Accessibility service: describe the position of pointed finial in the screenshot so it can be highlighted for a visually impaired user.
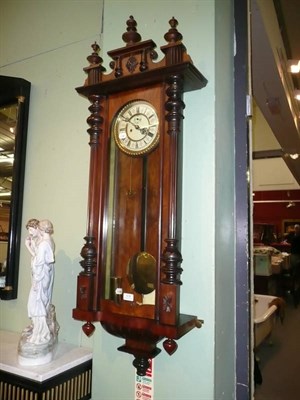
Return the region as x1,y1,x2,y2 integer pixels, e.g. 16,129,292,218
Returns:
83,41,106,84
122,16,142,46
87,42,103,66
164,17,183,43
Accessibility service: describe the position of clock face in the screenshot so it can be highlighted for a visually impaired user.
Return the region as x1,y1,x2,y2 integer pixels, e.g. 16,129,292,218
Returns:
112,100,159,156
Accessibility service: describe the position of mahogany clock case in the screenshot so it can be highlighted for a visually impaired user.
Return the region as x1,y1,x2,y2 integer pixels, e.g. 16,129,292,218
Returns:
73,16,207,374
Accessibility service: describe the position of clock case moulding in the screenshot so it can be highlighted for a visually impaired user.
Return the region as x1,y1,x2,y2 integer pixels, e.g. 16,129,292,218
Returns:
72,15,207,376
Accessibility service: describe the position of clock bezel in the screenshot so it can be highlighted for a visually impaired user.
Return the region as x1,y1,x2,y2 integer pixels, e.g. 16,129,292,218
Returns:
112,99,160,157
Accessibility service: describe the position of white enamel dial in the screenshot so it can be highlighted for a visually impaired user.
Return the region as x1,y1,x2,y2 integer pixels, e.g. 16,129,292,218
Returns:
112,100,159,156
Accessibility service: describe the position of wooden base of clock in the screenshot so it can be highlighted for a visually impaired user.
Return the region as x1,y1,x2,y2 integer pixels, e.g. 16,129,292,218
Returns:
101,313,202,376
73,306,203,375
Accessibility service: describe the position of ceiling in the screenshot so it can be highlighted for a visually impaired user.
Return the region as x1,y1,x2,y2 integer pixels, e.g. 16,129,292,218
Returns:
275,0,300,91
251,0,300,186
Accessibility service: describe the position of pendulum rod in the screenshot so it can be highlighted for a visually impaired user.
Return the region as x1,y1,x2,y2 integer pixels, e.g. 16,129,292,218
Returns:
140,156,148,252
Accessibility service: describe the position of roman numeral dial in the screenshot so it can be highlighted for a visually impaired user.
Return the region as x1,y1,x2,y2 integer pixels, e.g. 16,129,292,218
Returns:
112,100,159,156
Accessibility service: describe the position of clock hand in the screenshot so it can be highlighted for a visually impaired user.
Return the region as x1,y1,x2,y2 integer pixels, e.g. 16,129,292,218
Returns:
140,127,149,135
139,123,159,135
120,116,140,129
121,116,158,133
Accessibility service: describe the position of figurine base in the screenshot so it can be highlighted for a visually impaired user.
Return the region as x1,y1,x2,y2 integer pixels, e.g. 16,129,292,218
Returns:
18,331,58,366
18,304,60,366
18,350,53,366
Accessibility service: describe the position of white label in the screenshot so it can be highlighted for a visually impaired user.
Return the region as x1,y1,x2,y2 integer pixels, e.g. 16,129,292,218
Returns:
123,292,134,301
115,288,123,295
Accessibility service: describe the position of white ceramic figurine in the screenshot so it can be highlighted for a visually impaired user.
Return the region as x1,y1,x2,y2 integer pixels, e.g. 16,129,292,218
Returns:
18,219,59,366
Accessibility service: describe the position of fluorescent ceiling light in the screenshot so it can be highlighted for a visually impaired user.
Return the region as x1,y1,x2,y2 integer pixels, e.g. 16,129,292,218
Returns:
287,59,300,73
289,153,299,160
295,90,300,101
287,201,296,208
0,157,14,163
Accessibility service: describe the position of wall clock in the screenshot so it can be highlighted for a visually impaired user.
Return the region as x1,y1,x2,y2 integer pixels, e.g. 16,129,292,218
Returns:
73,16,207,375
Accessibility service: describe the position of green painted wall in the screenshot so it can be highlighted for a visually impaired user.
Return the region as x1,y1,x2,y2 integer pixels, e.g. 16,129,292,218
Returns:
214,1,235,398
0,1,236,399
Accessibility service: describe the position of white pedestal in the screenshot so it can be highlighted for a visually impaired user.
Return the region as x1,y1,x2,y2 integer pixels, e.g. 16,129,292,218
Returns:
0,330,93,400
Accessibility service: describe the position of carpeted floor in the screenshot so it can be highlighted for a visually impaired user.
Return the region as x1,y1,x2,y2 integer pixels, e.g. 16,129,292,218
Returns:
254,295,300,400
